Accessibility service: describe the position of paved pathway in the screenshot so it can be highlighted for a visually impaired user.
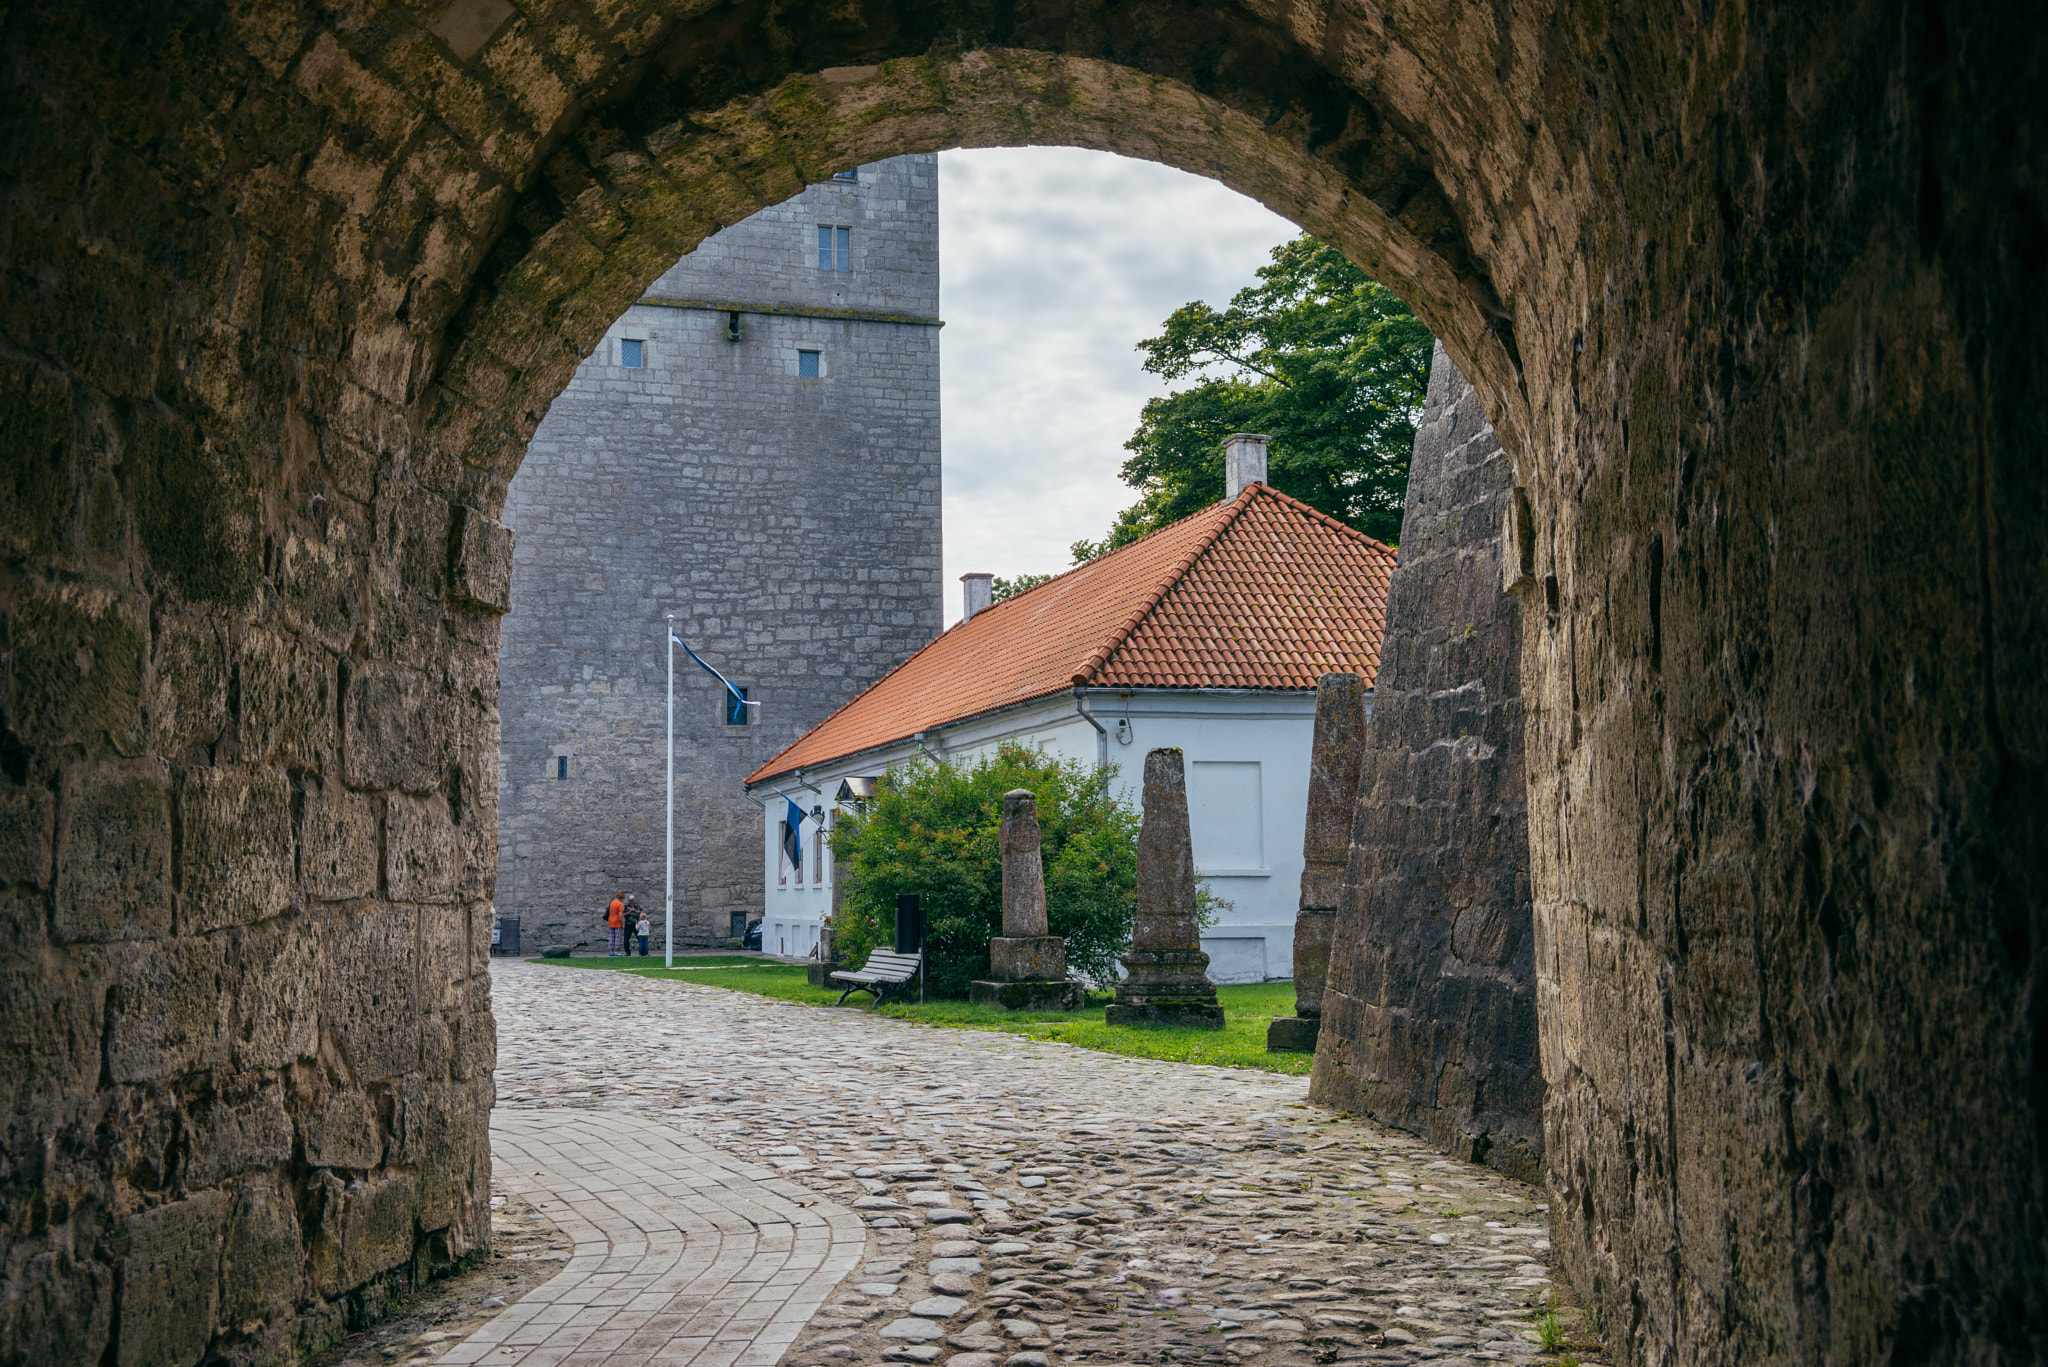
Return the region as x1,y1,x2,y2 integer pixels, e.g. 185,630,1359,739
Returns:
468,961,1588,1367
442,1111,866,1366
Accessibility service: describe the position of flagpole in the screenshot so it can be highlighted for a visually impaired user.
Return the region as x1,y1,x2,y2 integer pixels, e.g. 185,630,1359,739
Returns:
664,613,675,969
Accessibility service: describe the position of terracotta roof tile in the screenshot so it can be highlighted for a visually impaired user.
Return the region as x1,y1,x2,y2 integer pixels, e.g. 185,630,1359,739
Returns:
747,485,1396,783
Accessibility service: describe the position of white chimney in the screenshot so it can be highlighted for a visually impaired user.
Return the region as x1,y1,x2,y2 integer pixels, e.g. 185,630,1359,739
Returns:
1224,433,1271,498
961,572,993,623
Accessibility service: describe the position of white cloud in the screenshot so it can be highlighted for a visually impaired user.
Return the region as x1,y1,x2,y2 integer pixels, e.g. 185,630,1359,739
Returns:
938,147,1295,624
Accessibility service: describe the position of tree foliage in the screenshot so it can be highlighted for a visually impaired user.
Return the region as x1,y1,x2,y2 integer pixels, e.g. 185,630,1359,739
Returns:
1078,234,1432,558
829,743,1137,996
991,573,1052,602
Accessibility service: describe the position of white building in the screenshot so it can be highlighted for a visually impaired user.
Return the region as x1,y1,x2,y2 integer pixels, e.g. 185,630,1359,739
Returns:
743,441,1397,982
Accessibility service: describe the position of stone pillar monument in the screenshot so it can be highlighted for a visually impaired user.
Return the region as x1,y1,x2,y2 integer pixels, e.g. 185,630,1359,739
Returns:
1107,749,1225,1028
1268,672,1369,1051
969,789,1085,1010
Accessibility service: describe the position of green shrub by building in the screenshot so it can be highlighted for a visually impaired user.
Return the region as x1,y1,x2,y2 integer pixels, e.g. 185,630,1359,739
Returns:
830,743,1137,997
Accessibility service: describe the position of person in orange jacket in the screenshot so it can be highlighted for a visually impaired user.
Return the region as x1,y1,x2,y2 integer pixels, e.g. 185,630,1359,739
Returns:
606,894,625,956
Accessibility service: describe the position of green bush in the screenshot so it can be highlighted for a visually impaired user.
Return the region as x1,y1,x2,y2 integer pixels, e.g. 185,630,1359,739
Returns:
831,742,1138,996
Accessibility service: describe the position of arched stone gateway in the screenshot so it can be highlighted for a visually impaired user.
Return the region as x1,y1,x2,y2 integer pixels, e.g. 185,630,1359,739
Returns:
0,2,2041,1363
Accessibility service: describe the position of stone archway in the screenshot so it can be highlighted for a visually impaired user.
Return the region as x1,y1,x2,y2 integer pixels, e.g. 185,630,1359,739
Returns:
424,45,1527,492
2,3,2042,1364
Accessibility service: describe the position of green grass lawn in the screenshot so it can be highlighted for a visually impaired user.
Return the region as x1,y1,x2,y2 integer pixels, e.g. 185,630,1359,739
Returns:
537,956,1313,1075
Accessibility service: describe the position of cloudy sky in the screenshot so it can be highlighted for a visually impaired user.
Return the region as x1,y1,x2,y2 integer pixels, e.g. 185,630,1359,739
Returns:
936,148,1296,623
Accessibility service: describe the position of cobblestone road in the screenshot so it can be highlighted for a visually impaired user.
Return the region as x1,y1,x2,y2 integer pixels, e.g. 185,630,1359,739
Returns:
481,961,1580,1367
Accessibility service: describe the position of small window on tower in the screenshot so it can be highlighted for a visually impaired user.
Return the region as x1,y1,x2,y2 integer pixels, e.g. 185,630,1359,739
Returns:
556,755,568,780
726,686,751,725
833,168,859,182
621,338,644,367
797,350,821,379
816,225,850,271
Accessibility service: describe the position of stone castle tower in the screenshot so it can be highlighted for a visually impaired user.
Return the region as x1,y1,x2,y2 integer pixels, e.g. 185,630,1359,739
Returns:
497,155,942,949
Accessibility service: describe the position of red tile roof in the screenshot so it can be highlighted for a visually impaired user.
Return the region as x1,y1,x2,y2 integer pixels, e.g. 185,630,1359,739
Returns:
746,484,1396,784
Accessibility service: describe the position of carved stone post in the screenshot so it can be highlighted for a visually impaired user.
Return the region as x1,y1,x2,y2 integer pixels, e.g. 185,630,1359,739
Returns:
1269,672,1369,1051
1107,748,1225,1028
969,789,1085,1010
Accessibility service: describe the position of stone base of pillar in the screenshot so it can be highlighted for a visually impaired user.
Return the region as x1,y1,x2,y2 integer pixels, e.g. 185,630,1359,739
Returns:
1105,1000,1227,1028
969,979,1087,1011
806,959,840,988
1109,949,1224,1029
989,935,1068,981
1265,1016,1320,1052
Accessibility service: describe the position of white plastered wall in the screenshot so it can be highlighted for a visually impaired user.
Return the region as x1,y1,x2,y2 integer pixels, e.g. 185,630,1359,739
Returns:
750,686,1363,981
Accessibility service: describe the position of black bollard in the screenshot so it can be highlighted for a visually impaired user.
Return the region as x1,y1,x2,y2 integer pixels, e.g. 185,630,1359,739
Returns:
894,893,925,1005
893,893,922,954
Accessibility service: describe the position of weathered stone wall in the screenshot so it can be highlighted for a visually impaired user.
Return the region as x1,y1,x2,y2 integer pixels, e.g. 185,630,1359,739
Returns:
1310,344,1540,1183
497,155,941,951
0,207,500,1367
0,458,497,1358
3,2,2043,1363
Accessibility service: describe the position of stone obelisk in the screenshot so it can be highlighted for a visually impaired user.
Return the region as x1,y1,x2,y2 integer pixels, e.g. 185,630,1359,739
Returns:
1107,748,1225,1028
1268,672,1368,1051
969,789,1085,1011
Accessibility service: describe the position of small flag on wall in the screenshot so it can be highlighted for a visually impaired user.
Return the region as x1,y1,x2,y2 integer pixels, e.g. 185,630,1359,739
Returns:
780,797,804,881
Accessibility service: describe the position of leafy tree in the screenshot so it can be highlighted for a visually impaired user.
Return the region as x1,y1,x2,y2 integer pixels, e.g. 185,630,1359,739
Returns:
829,743,1137,996
1082,234,1433,555
991,573,1053,602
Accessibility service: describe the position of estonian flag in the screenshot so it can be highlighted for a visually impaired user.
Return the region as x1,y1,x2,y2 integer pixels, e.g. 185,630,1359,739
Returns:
780,797,804,882
673,631,753,717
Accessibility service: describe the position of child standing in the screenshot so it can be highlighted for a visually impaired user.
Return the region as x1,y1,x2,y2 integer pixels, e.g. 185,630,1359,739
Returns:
636,911,651,957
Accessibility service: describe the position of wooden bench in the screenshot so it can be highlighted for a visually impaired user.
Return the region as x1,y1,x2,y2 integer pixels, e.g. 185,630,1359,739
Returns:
832,950,922,1007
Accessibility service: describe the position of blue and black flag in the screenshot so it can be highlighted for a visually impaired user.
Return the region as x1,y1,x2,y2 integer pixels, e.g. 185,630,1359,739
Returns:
781,797,805,881
672,631,754,724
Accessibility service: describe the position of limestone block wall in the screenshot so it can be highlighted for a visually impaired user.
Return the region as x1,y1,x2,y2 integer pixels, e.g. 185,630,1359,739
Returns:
643,156,938,316
1310,344,1541,1183
0,412,499,1361
497,156,942,950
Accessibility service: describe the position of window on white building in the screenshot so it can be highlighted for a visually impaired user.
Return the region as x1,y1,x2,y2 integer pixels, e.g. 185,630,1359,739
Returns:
1189,760,1265,870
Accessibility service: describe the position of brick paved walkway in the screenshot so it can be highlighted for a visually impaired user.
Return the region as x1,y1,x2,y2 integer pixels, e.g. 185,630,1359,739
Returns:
453,961,1584,1367
440,1111,866,1366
